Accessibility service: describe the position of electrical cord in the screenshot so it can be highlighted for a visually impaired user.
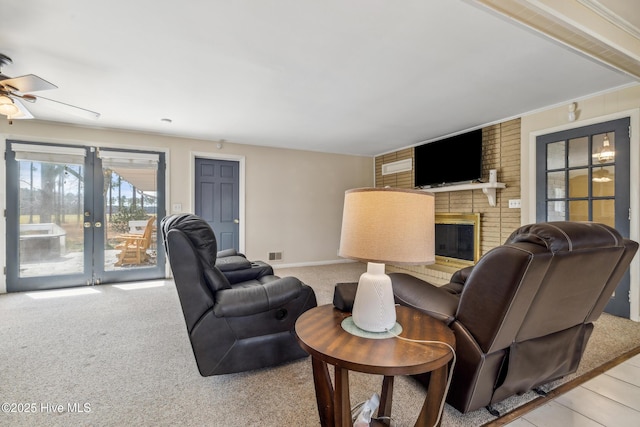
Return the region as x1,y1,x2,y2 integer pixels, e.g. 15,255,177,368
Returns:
350,400,392,425
384,326,456,427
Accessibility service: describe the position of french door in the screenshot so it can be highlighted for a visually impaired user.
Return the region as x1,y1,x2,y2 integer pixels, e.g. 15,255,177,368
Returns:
536,117,630,317
6,141,166,292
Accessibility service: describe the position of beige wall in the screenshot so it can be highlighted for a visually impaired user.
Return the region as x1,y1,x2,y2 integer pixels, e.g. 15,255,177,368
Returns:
0,120,373,293
520,83,640,320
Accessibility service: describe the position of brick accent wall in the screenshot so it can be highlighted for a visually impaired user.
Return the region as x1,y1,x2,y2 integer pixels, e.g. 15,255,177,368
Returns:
375,148,414,188
376,119,521,284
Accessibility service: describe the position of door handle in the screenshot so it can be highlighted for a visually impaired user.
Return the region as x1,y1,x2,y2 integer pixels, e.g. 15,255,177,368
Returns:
94,222,102,228
84,222,92,228
234,219,239,224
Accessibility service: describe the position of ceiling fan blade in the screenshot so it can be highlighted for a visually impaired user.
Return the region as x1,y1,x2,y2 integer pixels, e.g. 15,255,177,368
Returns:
34,95,100,120
0,74,58,92
10,97,34,119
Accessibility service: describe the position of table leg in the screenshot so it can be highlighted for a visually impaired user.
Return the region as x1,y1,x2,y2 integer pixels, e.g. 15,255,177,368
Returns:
415,364,448,427
334,366,351,427
378,375,394,425
311,356,334,427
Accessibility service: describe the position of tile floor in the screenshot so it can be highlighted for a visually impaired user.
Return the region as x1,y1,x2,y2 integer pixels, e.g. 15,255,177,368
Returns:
504,353,640,427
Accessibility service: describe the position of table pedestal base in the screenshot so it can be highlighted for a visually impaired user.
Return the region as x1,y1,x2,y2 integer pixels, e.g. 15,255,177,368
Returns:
311,357,450,427
296,305,455,427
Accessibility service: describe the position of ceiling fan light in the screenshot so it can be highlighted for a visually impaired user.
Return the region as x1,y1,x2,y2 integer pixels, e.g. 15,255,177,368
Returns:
0,97,20,116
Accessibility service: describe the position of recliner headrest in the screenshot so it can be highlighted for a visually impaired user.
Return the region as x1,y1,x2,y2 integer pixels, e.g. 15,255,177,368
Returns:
506,221,623,253
161,214,232,291
162,214,218,264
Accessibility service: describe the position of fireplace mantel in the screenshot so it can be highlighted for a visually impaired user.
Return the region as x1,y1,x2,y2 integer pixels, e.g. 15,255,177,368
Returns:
420,182,506,206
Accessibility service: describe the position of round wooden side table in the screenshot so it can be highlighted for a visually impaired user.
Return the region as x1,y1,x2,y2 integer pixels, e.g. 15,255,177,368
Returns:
295,304,455,427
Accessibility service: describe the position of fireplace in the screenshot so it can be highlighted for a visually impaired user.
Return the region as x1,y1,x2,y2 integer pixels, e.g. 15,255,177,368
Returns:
434,213,480,268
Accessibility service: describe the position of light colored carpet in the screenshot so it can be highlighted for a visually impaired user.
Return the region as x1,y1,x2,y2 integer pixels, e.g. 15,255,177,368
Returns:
0,262,638,426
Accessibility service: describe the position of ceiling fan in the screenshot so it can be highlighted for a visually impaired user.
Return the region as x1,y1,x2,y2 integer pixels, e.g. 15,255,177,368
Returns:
0,53,100,124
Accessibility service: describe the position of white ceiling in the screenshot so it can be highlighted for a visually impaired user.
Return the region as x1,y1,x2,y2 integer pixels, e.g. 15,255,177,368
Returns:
0,0,636,156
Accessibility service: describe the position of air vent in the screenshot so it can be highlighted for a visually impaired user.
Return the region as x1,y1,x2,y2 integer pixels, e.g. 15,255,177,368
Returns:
268,252,283,261
382,158,412,176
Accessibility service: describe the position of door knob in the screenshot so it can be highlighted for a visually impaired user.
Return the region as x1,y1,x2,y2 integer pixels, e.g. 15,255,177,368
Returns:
94,222,102,228
234,219,239,224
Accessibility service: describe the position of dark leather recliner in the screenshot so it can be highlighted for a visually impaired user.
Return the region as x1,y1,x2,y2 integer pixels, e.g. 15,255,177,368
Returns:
161,213,318,376
391,221,638,413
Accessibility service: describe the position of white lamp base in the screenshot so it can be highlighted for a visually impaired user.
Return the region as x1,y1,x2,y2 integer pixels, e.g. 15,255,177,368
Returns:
352,262,396,332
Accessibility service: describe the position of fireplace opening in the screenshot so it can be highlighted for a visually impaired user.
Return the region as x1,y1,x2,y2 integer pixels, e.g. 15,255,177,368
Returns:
435,213,480,268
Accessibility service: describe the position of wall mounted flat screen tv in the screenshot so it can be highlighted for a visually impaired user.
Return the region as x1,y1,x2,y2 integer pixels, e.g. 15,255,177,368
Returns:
414,129,483,187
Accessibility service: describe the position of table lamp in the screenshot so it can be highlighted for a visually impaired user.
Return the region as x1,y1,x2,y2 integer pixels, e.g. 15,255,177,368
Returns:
338,187,435,332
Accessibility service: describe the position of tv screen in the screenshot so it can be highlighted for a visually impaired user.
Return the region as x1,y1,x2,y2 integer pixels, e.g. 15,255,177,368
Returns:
414,129,483,187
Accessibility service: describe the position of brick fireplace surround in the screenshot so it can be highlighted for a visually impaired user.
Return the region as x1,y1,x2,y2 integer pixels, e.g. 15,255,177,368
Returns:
375,118,521,285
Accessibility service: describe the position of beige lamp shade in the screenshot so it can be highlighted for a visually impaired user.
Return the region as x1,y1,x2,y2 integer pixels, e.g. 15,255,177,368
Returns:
338,187,435,265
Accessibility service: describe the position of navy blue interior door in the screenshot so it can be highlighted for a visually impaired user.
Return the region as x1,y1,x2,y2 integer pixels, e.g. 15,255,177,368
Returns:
194,158,240,251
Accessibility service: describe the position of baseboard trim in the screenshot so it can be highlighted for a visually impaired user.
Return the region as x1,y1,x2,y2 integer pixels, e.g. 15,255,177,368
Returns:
271,259,357,269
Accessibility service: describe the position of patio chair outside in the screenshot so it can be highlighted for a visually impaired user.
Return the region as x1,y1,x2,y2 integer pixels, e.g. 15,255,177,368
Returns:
114,216,156,266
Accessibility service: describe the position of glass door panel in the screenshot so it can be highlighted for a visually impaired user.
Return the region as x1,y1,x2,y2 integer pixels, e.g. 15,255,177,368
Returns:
97,149,165,284
546,140,565,169
568,137,588,167
539,128,621,226
568,168,588,198
546,171,565,199
102,159,159,272
568,200,589,222
6,142,165,292
592,166,615,196
592,132,615,163
18,161,86,278
6,142,92,291
547,201,565,221
593,199,615,227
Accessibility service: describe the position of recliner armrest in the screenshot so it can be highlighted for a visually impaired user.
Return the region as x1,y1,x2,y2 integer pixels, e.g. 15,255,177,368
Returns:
215,255,252,272
217,248,243,258
223,261,274,283
213,276,302,317
451,266,473,286
441,266,474,295
390,273,459,324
